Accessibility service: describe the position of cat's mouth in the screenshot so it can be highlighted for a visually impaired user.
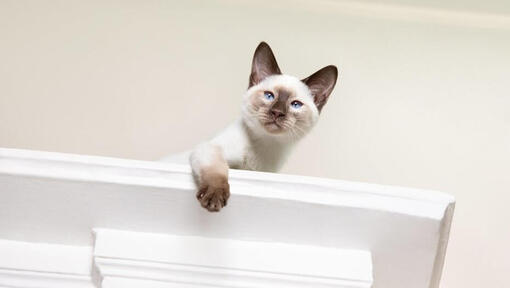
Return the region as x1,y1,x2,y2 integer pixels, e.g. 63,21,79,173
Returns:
263,121,285,133
265,121,281,127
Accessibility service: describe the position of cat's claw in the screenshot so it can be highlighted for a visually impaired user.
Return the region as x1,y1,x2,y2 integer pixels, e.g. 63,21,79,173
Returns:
197,181,230,212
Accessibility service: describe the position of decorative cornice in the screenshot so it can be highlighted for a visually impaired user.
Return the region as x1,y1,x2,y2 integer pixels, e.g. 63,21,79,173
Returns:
93,229,372,288
239,0,510,30
0,147,452,219
0,239,94,288
0,269,94,288
0,148,455,288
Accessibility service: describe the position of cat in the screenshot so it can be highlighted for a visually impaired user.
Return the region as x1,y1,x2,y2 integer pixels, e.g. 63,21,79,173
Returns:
163,42,338,212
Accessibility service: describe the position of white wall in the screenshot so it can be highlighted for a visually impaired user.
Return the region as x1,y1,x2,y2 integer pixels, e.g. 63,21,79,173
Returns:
1,1,509,287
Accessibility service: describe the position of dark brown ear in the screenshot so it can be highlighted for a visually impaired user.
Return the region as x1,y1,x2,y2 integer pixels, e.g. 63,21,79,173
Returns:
249,42,281,88
302,65,338,112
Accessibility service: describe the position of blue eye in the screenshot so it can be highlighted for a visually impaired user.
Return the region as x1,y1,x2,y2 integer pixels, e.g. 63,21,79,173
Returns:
291,100,303,109
264,91,275,101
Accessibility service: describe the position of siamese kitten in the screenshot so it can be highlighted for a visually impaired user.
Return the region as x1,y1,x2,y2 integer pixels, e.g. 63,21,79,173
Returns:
165,42,338,212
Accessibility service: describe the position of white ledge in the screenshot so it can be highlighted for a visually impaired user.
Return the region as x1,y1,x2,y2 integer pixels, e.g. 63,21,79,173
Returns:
0,148,455,288
94,229,372,288
0,239,94,288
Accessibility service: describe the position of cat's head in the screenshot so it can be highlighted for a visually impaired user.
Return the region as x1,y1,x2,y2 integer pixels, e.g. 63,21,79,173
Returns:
242,42,338,140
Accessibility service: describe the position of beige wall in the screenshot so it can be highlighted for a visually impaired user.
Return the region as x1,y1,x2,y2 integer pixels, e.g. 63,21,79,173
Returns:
1,0,509,286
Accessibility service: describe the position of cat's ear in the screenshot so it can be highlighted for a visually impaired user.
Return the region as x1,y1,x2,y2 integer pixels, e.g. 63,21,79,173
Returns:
302,65,338,112
249,42,282,88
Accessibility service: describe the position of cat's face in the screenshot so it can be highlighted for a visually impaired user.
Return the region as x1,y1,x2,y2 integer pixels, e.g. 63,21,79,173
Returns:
242,42,338,140
242,75,319,138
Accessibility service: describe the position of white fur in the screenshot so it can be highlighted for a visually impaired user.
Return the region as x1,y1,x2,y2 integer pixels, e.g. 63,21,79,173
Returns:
162,74,319,174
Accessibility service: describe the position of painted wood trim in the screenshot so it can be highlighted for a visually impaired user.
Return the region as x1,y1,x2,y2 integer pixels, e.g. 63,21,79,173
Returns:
0,239,95,288
0,148,455,288
94,229,373,288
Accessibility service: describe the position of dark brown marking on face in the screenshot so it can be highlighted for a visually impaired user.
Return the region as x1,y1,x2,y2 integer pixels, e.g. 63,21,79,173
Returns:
269,88,292,120
302,65,338,112
249,42,281,88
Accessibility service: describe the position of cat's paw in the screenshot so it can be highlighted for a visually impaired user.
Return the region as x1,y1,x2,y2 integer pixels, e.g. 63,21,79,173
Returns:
196,175,230,212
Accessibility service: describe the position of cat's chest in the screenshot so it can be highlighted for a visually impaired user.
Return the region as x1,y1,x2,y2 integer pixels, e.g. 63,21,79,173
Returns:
242,144,288,172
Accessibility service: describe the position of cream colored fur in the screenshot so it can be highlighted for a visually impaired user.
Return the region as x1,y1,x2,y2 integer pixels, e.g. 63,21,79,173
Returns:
161,42,337,212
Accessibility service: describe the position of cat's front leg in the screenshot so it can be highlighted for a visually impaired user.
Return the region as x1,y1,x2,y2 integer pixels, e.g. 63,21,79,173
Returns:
189,143,230,212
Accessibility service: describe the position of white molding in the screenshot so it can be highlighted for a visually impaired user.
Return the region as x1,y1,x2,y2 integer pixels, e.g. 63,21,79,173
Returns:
93,229,372,288
253,0,510,30
0,148,455,288
0,269,94,288
0,147,451,219
0,239,94,288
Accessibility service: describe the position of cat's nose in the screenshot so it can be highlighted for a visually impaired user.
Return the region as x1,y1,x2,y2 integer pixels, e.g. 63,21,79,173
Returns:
270,109,285,119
